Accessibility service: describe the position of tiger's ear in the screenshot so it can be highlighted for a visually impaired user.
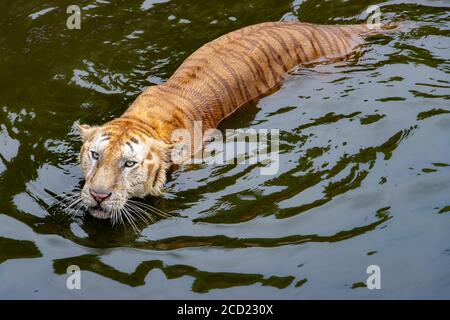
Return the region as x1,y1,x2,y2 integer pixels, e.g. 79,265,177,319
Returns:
76,123,98,141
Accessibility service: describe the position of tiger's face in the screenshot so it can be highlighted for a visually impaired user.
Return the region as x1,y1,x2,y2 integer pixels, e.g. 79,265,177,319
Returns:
77,122,170,219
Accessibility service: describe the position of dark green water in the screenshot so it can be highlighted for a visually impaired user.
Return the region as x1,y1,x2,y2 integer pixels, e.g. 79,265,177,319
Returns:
0,0,449,298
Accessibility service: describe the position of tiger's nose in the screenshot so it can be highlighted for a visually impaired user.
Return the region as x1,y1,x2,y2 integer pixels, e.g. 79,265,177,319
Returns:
89,189,112,204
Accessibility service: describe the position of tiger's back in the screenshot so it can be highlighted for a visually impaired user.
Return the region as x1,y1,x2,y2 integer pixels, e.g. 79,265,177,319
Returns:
123,21,377,143
166,22,371,128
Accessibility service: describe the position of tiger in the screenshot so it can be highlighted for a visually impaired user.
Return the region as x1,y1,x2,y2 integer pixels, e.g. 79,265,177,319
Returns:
77,21,386,220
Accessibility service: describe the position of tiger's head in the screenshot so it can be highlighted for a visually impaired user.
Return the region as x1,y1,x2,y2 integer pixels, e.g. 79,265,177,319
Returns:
77,120,171,220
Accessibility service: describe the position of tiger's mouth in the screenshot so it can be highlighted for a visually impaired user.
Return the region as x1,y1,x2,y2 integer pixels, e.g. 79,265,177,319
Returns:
89,205,111,219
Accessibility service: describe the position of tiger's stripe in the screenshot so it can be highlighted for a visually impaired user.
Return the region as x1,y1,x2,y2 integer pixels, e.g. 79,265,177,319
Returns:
121,21,378,144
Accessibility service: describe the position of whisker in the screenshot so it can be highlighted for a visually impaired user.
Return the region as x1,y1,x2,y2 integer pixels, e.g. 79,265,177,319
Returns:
117,206,125,228
64,197,83,212
125,202,154,223
126,208,140,233
41,190,82,203
120,207,139,233
71,200,86,218
50,197,84,223
110,207,119,229
125,203,154,224
130,209,151,225
127,199,172,218
113,206,122,228
47,193,81,210
130,203,157,223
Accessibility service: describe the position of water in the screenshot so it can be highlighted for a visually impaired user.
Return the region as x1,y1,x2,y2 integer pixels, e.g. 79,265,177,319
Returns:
0,0,449,299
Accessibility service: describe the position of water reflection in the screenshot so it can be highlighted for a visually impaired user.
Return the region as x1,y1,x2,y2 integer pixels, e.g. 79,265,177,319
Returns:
54,254,296,292
0,236,42,264
0,0,449,298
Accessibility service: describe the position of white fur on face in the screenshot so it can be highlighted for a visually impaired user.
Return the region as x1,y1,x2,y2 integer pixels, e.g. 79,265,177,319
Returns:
85,133,111,177
80,129,167,220
123,139,149,163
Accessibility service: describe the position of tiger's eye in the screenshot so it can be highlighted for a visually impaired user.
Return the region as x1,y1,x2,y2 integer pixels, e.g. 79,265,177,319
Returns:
91,151,99,160
125,160,137,168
